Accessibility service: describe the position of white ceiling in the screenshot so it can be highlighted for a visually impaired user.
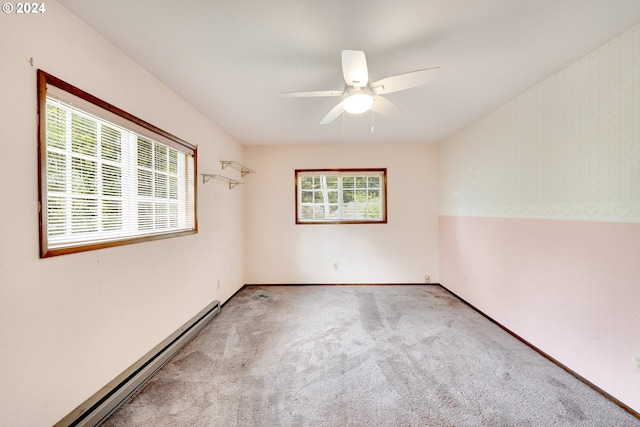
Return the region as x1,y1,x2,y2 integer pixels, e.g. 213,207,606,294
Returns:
57,0,640,146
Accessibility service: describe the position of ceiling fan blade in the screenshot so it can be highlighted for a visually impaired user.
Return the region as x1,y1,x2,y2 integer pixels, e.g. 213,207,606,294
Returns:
320,102,344,124
281,90,343,98
371,95,401,115
371,67,442,95
341,50,368,88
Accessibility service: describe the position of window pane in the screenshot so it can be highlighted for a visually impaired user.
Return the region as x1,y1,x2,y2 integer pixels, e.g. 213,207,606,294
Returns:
300,206,313,219
168,150,178,173
343,189,355,203
138,169,152,196
102,200,122,231
300,176,313,190
71,198,98,233
356,177,367,188
313,191,324,203
367,205,381,219
102,164,121,196
328,190,338,203
137,137,153,168
46,105,66,150
138,202,153,230
71,114,97,157
326,177,338,188
301,191,313,203
169,204,178,227
154,144,167,172
101,125,121,162
169,176,178,199
71,157,97,195
47,152,66,193
47,196,66,236
343,203,355,219
343,177,354,188
154,173,168,198
368,177,380,188
354,204,368,219
155,203,168,229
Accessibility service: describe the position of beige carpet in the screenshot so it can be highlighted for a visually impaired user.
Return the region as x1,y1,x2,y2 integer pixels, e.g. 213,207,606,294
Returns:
102,285,639,426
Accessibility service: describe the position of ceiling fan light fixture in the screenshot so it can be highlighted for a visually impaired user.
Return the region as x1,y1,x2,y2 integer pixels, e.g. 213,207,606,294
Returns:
343,91,374,114
281,50,441,124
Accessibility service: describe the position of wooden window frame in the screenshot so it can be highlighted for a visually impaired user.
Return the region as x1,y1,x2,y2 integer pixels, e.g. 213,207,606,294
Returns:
295,168,387,225
37,70,198,258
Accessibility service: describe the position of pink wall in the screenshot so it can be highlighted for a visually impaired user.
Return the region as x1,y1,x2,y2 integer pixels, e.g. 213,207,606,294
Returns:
438,23,640,412
439,215,640,411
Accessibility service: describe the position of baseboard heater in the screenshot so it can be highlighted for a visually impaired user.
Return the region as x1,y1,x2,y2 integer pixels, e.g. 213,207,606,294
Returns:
55,300,221,427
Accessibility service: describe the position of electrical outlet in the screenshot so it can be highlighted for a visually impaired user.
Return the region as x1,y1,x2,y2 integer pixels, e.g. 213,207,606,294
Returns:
634,353,640,374
424,275,431,283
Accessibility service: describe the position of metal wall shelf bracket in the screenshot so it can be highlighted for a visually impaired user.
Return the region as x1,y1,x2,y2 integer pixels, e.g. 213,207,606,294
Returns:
221,160,255,177
201,174,243,189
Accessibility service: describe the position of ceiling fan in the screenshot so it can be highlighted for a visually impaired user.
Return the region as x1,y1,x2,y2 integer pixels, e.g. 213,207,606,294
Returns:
281,50,441,124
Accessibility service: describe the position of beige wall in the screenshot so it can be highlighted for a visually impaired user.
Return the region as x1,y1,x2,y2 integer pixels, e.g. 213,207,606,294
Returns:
244,143,440,284
0,2,246,425
438,23,640,411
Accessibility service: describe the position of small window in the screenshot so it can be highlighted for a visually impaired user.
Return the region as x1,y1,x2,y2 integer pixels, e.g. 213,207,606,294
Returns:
295,169,387,224
37,70,197,257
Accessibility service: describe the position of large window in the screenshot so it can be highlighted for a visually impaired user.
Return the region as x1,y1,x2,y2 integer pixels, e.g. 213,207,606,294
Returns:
295,169,387,224
37,70,197,257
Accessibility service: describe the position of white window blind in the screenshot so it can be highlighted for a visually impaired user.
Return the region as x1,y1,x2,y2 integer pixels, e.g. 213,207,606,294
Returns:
38,71,197,257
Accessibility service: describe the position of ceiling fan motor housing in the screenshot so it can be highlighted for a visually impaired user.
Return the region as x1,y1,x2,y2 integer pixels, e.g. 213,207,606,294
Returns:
343,87,374,114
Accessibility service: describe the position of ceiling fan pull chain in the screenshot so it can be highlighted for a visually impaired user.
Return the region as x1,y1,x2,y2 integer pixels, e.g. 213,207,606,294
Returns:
371,109,375,133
